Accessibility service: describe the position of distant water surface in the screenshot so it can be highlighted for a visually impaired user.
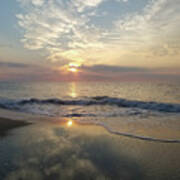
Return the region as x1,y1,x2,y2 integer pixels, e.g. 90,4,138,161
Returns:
0,81,180,103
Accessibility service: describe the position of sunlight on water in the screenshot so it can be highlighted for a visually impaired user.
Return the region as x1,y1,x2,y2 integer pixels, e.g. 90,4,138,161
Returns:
68,82,77,98
0,81,180,103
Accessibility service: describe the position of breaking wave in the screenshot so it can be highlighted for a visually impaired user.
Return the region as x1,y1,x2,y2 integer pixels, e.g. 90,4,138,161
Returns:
0,96,180,113
0,96,180,143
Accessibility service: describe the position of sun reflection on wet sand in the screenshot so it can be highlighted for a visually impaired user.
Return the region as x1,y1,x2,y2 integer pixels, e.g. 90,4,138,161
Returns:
56,118,75,128
67,120,73,127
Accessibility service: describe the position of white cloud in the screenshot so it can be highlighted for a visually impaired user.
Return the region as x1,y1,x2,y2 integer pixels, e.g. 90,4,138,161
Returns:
16,0,106,63
116,0,128,2
17,0,44,7
16,0,180,67
32,0,44,6
72,0,104,12
111,0,180,56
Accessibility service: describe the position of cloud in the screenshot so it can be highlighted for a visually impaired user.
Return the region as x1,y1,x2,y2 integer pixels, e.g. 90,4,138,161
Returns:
17,0,44,7
0,61,58,81
81,64,147,73
111,0,180,56
72,0,105,12
116,0,128,2
16,0,128,64
16,0,105,60
16,0,180,68
0,61,179,82
0,61,30,68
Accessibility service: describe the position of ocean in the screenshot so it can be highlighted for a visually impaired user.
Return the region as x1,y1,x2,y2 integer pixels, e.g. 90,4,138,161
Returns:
0,81,180,138
0,81,180,180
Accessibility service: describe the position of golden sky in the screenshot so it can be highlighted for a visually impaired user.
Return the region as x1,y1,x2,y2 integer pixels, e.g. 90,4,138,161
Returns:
0,0,180,81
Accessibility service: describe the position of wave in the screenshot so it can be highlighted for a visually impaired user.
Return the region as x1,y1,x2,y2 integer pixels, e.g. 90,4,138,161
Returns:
0,96,180,113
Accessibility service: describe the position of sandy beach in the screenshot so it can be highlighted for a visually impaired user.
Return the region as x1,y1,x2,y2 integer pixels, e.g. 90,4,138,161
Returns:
0,117,31,137
0,109,180,180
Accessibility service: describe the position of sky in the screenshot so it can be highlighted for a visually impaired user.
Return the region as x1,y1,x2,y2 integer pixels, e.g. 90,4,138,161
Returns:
0,0,180,81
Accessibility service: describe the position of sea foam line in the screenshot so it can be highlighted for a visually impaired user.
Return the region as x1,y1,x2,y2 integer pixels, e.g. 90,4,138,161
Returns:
102,124,180,143
77,120,180,144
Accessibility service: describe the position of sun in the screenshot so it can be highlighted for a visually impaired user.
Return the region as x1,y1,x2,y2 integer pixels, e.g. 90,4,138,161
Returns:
69,67,78,72
68,63,80,73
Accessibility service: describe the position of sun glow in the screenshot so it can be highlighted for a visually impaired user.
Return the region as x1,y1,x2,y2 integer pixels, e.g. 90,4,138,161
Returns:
67,120,73,127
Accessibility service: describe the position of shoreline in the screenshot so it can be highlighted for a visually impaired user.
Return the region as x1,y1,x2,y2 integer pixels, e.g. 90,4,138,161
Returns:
0,117,31,137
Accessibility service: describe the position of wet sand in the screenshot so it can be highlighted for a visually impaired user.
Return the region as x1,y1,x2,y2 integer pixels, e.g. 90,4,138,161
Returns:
0,109,180,179
0,117,31,137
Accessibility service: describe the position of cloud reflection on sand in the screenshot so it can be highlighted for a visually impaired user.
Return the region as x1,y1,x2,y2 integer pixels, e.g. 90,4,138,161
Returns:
4,123,143,180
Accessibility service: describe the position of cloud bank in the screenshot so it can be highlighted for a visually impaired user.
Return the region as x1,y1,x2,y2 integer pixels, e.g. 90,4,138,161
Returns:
1,60,179,82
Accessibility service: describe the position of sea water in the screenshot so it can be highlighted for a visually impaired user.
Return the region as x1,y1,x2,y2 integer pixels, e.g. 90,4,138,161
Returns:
0,81,180,139
0,81,180,180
